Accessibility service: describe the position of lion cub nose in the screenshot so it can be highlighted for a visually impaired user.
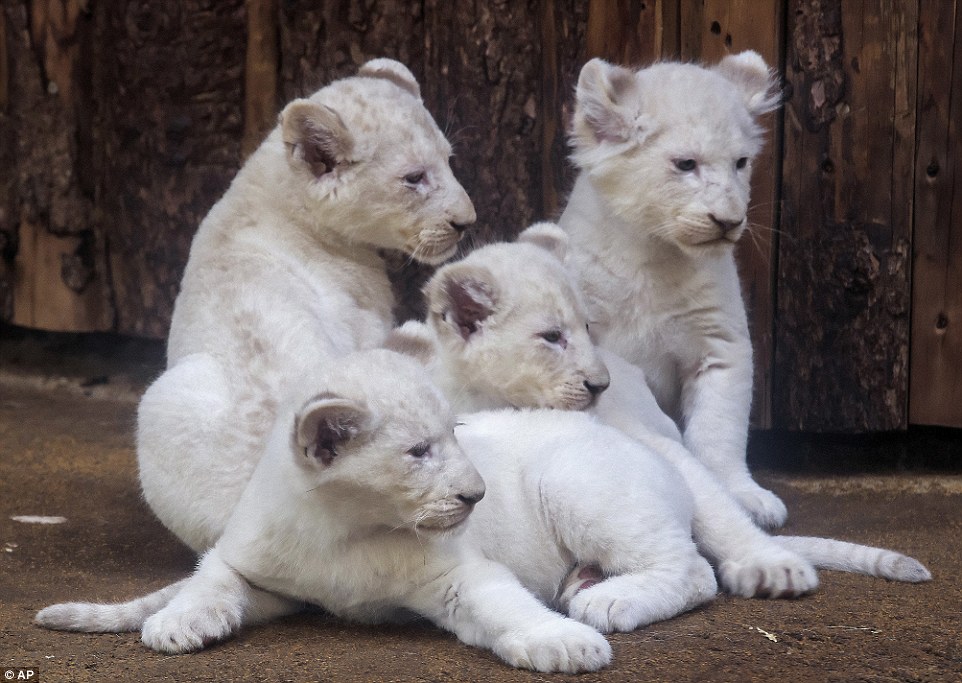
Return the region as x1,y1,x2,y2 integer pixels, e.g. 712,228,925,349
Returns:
457,490,485,507
584,379,609,397
708,213,744,235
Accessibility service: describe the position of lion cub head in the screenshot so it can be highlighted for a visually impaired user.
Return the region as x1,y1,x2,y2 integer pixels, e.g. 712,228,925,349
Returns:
393,223,610,412
278,58,475,264
290,349,484,533
570,51,780,251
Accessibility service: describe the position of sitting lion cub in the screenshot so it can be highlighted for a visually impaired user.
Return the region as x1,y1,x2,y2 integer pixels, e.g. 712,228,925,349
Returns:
37,350,612,674
559,52,789,527
389,224,930,600
137,59,476,552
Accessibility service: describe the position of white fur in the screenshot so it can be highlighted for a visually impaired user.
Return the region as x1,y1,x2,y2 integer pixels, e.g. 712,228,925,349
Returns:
137,59,476,552
559,53,787,527
38,351,612,674
457,409,718,632
389,226,929,602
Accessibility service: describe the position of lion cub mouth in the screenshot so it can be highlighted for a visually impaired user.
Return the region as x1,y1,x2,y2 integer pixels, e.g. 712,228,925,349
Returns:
414,503,475,533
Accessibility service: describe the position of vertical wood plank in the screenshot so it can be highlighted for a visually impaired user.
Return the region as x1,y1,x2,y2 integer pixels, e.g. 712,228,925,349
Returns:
422,0,544,247
775,0,917,431
94,1,247,337
677,1,784,429
539,0,589,219
585,0,679,64
910,0,962,427
277,2,425,101
2,0,110,332
243,0,279,157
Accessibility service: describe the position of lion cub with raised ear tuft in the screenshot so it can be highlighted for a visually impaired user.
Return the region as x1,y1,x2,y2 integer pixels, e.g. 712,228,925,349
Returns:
137,59,476,553
560,52,788,527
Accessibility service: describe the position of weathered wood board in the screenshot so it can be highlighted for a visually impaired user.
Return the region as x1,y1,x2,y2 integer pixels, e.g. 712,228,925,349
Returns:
775,0,917,431
910,0,962,428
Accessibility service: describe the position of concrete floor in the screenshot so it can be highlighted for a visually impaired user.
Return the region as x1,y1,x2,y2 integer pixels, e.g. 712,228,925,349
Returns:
1,332,960,682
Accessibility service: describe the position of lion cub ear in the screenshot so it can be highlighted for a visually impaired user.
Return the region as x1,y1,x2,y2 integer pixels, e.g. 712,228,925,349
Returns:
517,222,568,262
573,58,641,146
426,263,497,342
713,51,781,116
295,394,373,467
280,100,355,178
358,58,421,99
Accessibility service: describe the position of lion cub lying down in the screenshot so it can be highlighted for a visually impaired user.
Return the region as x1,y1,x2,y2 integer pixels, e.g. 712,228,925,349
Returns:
389,223,931,601
37,350,611,673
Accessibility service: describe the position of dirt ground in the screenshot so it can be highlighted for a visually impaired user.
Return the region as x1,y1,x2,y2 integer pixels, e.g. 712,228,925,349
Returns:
1,333,960,682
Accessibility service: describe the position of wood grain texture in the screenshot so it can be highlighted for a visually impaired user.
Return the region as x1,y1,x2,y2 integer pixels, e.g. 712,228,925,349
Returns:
586,0,679,64
94,1,247,337
775,0,916,431
243,0,279,157
2,0,109,331
539,0,590,219
910,0,962,427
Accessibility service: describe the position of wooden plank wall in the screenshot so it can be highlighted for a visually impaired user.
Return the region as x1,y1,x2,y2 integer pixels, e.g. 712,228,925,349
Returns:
911,0,962,427
776,1,918,431
0,1,959,430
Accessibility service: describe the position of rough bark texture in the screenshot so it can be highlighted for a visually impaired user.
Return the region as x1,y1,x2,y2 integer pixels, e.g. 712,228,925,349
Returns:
775,0,915,431
2,0,109,331
93,1,247,338
540,0,590,220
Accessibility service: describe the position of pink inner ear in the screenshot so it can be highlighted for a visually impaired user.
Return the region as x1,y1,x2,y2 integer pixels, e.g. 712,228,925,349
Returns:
446,279,493,340
302,131,338,177
313,421,339,466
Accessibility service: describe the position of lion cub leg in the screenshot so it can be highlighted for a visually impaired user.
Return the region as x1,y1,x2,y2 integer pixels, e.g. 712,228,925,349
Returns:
408,557,611,673
561,541,717,633
141,550,299,653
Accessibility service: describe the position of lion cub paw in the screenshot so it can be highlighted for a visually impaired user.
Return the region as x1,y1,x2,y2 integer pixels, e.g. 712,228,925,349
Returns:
567,583,657,633
141,599,242,654
730,482,788,529
494,618,611,673
719,548,818,599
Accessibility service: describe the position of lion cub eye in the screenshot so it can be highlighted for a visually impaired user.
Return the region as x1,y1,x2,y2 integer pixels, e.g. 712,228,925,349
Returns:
539,330,564,344
407,442,431,458
674,158,697,172
735,157,749,170
403,171,427,186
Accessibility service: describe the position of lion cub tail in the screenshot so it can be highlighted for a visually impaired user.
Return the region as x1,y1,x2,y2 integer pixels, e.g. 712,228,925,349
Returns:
35,578,188,633
776,536,931,583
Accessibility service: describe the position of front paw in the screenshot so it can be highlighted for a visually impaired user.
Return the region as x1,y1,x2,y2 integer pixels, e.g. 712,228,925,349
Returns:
719,548,818,599
568,583,655,633
731,482,788,529
141,600,241,654
494,618,611,673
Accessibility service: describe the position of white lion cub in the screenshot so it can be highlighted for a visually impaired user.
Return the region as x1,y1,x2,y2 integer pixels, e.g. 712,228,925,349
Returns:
137,59,475,552
389,224,930,600
37,350,612,674
559,52,788,527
